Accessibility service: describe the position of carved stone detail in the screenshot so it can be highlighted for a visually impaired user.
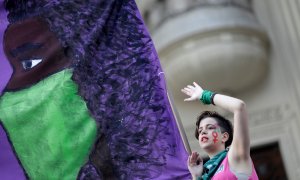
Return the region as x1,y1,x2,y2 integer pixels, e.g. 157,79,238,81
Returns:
139,0,253,29
248,103,295,127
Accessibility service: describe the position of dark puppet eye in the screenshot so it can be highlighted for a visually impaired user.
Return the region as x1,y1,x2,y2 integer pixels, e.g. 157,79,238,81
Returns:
21,58,43,70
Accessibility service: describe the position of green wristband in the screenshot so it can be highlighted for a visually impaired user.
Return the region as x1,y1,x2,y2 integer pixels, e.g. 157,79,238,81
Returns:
199,90,215,105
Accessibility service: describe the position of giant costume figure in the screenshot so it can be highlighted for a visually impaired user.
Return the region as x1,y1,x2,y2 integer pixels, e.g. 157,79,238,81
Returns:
0,0,190,179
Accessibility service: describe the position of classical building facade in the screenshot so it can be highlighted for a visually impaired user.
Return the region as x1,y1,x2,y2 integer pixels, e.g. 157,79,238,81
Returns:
137,0,300,179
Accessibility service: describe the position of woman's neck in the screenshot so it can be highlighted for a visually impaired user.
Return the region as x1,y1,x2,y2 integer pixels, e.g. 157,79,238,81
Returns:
207,147,225,158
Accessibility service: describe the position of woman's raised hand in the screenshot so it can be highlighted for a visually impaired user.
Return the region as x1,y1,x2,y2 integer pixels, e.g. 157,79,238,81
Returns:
187,152,203,178
181,82,203,101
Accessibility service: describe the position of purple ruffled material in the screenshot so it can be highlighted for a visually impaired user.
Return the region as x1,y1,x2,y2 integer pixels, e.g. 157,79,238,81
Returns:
0,0,191,179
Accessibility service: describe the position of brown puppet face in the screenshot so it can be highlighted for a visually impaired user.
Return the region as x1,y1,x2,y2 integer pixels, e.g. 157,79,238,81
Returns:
0,16,99,179
3,17,71,90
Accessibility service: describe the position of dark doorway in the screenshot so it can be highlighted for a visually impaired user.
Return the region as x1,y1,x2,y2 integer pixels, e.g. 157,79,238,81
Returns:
251,142,288,180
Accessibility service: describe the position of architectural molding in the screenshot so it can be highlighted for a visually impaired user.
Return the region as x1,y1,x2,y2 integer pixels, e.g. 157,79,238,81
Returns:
248,103,295,127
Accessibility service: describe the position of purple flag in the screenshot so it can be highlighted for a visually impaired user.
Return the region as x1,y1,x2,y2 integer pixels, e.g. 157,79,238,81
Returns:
0,0,190,179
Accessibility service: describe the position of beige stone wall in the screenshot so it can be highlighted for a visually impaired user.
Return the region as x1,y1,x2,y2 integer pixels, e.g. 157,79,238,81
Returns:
137,0,300,179
248,0,300,179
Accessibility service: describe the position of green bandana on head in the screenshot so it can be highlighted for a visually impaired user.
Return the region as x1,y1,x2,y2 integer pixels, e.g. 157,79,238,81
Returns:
0,69,97,179
198,150,228,180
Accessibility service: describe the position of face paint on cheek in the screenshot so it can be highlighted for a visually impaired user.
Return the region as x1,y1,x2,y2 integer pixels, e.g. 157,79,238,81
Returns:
212,124,222,144
212,130,218,144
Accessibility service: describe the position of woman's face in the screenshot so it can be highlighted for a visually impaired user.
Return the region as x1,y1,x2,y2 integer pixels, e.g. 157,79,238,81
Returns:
3,17,70,91
198,117,225,151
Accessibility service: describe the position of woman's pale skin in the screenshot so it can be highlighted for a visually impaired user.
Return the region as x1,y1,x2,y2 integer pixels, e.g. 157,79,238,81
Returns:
181,82,252,179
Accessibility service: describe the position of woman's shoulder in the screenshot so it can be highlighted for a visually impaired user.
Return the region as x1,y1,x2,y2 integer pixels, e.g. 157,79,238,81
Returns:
212,155,259,180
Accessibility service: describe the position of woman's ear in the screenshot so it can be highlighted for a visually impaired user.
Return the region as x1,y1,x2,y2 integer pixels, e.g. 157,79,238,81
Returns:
222,132,229,143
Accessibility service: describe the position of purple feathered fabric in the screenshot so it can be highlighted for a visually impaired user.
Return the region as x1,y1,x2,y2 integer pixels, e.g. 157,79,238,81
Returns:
0,0,191,179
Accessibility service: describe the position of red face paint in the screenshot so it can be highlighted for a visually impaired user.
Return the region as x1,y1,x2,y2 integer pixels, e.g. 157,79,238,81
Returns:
212,131,218,143
212,124,222,144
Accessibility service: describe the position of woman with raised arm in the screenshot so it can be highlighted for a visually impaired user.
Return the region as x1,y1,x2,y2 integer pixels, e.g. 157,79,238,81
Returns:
181,82,258,180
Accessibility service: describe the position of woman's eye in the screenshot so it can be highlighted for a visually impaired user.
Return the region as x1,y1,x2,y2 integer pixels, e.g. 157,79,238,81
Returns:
21,58,43,70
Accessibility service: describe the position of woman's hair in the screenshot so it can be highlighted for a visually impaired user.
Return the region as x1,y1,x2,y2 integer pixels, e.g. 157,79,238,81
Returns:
195,111,233,148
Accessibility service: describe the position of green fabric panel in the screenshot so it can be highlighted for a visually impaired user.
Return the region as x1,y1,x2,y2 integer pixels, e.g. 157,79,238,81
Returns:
0,69,97,180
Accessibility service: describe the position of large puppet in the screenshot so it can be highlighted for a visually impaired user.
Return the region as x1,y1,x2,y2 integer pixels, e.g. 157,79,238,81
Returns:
0,0,190,179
